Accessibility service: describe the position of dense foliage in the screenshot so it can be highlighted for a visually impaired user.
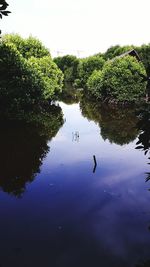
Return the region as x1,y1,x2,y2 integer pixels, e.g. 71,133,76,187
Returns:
103,44,150,77
0,34,64,111
74,55,105,88
53,44,150,104
28,56,63,99
136,44,150,76
3,34,51,58
1,32,150,106
54,55,79,82
87,56,146,102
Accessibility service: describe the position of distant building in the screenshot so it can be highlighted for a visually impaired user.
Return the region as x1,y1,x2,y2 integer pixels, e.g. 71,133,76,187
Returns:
110,49,141,62
116,49,141,62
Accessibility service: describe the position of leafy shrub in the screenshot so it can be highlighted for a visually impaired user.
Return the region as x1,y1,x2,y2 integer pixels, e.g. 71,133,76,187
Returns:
54,55,79,82
87,56,146,102
0,42,45,109
87,70,103,98
28,56,63,99
0,35,64,111
136,44,150,76
2,34,50,59
76,55,105,88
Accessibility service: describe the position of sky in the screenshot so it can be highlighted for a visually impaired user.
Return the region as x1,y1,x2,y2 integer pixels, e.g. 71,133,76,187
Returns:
1,0,150,57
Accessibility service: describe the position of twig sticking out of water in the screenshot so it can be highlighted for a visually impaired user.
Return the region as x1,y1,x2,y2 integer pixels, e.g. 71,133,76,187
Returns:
93,155,97,173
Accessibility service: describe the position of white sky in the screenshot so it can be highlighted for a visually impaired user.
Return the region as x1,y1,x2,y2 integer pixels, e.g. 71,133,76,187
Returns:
1,0,150,57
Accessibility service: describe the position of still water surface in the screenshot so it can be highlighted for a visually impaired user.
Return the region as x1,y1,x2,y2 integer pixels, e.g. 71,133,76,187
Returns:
0,101,150,267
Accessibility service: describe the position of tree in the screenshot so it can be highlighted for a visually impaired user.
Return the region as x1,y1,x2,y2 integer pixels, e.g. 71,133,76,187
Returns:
75,55,105,88
136,44,150,76
0,35,64,111
2,34,51,58
54,55,79,82
87,56,147,102
28,56,63,99
103,45,121,60
87,69,103,98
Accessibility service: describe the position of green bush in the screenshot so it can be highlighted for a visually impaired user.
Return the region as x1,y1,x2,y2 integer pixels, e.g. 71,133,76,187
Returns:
0,35,64,111
136,44,150,76
87,70,103,98
54,55,79,82
28,56,63,99
87,56,146,102
76,55,105,88
2,34,50,59
0,42,43,108
99,44,150,77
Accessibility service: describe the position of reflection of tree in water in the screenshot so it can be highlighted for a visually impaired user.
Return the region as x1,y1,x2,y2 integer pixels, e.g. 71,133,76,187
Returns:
60,83,82,105
80,97,138,145
0,105,64,197
135,104,150,182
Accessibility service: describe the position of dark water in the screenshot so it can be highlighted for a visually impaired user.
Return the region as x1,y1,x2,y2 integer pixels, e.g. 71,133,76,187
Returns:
0,100,150,267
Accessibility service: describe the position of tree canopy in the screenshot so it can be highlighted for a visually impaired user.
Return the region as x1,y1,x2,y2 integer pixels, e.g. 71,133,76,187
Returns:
3,34,51,58
0,34,64,112
74,55,105,88
87,56,146,102
54,55,80,82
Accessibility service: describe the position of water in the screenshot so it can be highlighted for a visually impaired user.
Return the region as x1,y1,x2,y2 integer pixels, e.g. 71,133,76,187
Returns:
0,100,150,267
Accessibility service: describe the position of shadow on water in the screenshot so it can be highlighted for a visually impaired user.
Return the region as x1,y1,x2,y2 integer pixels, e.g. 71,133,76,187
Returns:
0,104,64,197
80,96,139,145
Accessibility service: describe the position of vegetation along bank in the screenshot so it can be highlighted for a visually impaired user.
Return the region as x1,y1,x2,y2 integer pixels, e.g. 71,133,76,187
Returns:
1,33,150,112
54,45,150,104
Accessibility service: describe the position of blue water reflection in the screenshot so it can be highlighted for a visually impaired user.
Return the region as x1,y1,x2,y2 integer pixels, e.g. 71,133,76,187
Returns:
0,102,150,267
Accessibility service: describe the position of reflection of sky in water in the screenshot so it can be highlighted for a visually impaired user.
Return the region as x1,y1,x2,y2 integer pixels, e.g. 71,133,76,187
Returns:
0,103,150,267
